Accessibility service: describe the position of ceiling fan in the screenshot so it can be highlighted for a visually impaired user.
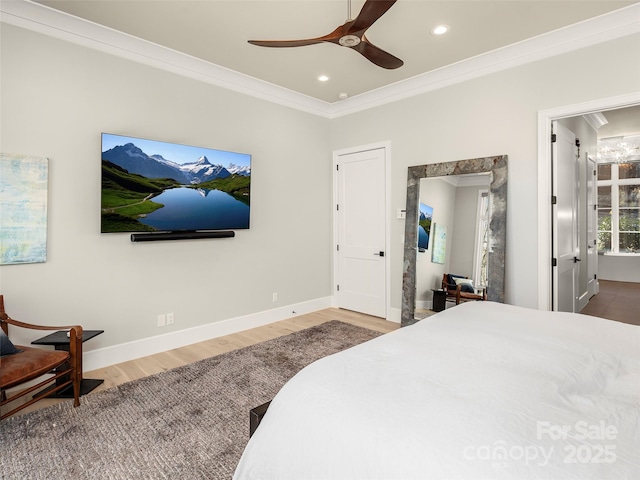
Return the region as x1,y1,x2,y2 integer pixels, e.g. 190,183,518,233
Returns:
248,0,403,70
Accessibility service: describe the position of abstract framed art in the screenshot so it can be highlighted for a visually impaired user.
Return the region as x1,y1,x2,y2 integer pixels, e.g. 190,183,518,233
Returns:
431,223,447,264
0,154,49,265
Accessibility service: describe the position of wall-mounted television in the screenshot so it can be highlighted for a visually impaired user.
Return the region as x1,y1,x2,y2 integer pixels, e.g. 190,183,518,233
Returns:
417,203,433,252
101,133,251,234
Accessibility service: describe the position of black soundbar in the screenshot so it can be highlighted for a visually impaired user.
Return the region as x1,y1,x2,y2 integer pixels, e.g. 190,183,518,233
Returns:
130,230,235,242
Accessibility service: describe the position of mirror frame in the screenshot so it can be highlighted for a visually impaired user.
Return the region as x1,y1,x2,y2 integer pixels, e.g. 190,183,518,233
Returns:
401,155,508,326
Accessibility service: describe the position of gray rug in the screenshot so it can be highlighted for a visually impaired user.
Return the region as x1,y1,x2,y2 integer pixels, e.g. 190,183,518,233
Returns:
0,320,381,479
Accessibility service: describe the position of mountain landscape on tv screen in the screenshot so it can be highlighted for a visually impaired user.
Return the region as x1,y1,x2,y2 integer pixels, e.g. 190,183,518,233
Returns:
103,142,250,183
101,141,250,233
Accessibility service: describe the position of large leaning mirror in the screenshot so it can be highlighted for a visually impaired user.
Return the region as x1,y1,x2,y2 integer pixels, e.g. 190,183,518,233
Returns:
401,155,508,326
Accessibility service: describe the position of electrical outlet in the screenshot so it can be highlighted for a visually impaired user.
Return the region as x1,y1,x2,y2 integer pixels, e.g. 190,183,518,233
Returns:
166,312,175,325
272,292,278,302
157,314,166,327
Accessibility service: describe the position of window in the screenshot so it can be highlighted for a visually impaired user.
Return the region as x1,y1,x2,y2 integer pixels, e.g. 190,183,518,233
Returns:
473,190,490,286
597,162,640,254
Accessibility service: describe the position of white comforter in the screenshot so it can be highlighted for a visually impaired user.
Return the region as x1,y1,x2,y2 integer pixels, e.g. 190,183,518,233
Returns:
233,302,640,479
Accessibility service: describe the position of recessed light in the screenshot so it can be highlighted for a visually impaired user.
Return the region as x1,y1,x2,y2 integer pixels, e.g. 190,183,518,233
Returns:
430,24,450,36
318,75,330,82
338,92,349,100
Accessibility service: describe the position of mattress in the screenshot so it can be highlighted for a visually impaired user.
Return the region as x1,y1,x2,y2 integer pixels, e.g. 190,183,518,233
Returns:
233,301,640,479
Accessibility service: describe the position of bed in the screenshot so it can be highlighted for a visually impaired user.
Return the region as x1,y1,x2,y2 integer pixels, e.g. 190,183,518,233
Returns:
233,301,640,479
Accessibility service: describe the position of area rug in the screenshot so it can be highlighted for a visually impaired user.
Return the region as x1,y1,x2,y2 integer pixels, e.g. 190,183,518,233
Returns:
0,320,381,479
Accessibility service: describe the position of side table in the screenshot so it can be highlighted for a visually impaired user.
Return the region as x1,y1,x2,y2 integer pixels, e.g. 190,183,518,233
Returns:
32,329,105,397
431,289,446,312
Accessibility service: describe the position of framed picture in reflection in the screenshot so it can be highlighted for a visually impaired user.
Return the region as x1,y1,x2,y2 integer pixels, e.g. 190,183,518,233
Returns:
431,223,447,264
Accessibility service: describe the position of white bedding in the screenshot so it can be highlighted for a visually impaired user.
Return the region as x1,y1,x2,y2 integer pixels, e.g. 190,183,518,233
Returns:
233,302,640,479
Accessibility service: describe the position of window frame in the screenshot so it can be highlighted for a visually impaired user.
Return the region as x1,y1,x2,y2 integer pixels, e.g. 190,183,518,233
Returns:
597,161,640,255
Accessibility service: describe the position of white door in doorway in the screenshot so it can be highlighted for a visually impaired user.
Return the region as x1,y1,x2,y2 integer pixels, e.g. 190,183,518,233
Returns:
586,155,599,301
335,147,387,318
553,121,580,312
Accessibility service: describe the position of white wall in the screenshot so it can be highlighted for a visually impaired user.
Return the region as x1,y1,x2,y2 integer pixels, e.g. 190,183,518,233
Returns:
330,33,640,310
0,25,332,354
449,185,486,279
599,255,640,283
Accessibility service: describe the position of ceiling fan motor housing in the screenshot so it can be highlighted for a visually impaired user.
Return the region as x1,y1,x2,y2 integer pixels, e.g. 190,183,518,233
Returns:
339,35,361,47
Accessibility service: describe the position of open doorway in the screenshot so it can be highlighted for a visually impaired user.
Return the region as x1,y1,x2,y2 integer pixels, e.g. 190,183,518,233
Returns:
537,93,640,312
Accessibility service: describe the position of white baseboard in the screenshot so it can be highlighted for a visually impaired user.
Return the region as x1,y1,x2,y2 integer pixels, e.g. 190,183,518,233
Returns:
416,300,433,311
577,291,590,313
83,296,332,372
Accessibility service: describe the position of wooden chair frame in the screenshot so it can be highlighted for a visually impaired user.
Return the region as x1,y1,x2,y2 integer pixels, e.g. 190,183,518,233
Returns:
442,274,487,305
0,295,82,420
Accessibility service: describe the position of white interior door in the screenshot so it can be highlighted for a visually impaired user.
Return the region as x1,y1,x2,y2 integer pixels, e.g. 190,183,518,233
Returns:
553,121,580,312
586,154,599,301
335,147,387,318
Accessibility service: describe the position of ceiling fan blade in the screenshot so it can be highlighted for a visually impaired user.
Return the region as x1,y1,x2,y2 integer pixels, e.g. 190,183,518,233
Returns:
352,37,403,69
248,39,325,48
348,0,398,35
248,1,404,70
249,23,349,48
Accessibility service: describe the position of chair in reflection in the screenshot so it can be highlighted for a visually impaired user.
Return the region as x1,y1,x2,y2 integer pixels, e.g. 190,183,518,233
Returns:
442,274,487,306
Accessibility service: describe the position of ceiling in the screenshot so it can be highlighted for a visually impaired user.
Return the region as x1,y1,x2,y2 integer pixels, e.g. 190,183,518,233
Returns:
32,0,636,104
599,106,640,138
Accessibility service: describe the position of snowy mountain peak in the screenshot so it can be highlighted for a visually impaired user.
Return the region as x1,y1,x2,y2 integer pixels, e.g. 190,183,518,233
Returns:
103,142,238,184
227,163,251,176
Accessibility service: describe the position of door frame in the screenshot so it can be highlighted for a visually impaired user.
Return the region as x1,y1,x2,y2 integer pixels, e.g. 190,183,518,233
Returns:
537,92,640,310
332,141,392,320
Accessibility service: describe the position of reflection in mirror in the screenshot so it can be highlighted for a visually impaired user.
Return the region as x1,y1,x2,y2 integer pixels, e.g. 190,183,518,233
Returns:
414,174,491,319
401,156,508,326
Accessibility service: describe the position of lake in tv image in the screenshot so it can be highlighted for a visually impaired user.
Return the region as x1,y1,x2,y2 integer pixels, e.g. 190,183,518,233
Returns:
101,133,251,233
418,203,433,251
139,187,249,231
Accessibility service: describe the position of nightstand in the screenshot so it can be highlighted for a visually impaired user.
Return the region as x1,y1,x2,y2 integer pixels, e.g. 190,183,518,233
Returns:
32,329,105,397
431,289,446,312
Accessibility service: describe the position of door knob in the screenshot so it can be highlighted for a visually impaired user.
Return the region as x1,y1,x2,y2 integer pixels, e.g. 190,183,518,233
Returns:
374,251,385,257
573,257,581,263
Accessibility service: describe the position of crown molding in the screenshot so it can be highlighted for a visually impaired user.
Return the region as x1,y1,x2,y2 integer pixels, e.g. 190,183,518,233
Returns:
439,173,491,187
0,0,331,117
583,112,610,130
2,0,639,119
330,2,640,118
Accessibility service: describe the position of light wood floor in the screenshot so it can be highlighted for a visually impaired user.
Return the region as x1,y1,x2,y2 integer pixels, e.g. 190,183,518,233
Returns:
5,308,399,418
